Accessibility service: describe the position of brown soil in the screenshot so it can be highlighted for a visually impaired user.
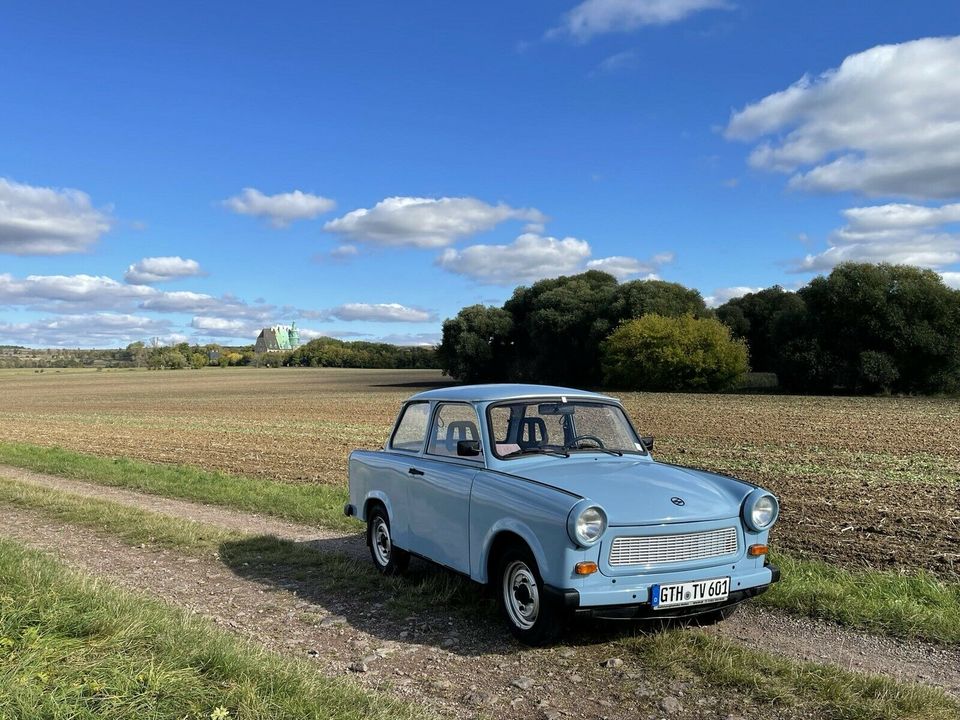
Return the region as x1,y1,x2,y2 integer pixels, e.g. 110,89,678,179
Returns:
1,467,957,719
0,369,957,579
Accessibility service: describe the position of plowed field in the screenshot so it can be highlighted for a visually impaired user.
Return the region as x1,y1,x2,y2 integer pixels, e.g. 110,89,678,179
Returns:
1,367,957,577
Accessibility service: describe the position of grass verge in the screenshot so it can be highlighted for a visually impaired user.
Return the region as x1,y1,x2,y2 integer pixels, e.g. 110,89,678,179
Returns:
0,538,423,720
761,553,960,645
0,476,490,619
1,443,959,645
0,441,357,531
619,631,958,720
1,480,957,720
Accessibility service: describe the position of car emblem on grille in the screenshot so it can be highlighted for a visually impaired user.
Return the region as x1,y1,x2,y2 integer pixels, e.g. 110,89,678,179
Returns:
671,496,685,506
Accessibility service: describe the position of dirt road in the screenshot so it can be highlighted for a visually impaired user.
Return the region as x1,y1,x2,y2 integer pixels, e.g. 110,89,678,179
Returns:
1,465,957,719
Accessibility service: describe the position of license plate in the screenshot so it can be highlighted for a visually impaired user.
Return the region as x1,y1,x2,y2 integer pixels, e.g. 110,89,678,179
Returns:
651,577,730,609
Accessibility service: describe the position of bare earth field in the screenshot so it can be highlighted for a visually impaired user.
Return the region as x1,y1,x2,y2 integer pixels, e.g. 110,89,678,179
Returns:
1,367,957,578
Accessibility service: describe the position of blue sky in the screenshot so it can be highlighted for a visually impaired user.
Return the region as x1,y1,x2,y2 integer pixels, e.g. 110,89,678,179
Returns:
2,1,959,347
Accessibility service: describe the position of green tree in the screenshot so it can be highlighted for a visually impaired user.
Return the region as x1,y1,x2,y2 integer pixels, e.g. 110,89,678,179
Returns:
601,314,749,391
716,287,805,373
504,270,620,385
437,305,514,382
190,352,208,370
286,337,438,370
125,341,148,368
610,279,709,323
784,263,960,393
148,348,187,370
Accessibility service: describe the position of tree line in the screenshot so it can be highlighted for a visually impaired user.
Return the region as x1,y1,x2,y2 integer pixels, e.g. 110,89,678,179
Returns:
2,338,437,371
437,263,960,394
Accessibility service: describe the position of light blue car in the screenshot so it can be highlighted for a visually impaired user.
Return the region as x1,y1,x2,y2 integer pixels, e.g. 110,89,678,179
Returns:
346,383,780,644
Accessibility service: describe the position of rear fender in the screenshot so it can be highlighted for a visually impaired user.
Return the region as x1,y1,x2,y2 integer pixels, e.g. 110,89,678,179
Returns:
362,491,393,524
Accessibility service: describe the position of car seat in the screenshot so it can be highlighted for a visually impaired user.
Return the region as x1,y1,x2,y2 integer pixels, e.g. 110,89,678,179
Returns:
518,417,548,449
445,420,479,454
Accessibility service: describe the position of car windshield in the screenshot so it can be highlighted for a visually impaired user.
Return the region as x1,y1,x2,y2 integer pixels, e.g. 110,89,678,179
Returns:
487,399,645,459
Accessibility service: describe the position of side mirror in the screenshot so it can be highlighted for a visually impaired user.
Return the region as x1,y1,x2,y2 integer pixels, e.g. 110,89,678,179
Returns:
457,439,481,457
640,436,654,452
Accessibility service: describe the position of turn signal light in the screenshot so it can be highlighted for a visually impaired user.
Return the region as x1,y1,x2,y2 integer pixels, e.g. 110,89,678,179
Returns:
575,561,598,575
747,544,769,557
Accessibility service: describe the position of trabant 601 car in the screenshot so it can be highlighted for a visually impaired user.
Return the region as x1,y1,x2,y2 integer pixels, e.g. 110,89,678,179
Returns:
345,384,780,644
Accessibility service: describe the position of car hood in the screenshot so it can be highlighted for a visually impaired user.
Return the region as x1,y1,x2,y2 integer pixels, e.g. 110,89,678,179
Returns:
507,456,751,526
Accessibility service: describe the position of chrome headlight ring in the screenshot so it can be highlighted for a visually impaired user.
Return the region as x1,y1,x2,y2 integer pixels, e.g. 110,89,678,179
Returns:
566,500,608,547
742,490,779,532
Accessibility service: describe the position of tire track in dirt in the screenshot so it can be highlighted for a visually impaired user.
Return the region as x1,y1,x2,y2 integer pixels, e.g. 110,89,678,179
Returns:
1,465,958,706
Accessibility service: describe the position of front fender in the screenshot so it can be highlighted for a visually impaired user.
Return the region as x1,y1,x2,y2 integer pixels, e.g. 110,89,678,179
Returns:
476,518,552,585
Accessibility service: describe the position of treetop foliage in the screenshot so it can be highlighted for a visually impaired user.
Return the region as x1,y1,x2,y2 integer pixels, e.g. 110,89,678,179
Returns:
602,314,749,391
440,271,711,387
438,263,960,394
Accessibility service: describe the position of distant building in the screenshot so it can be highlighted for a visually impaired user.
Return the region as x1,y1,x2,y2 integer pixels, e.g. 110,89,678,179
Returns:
254,322,301,353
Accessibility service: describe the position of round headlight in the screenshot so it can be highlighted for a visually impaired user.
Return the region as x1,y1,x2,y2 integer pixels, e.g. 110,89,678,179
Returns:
744,492,779,531
568,503,607,546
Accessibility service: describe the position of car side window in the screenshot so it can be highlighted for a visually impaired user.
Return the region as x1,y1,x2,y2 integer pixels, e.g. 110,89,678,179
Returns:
389,402,430,452
426,403,483,459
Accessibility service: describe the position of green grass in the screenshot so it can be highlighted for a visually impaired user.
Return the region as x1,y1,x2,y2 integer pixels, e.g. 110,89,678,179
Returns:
620,631,959,720
0,476,242,555
0,538,425,720
0,476,490,619
0,441,357,532
2,442,959,646
1,481,957,720
761,553,960,645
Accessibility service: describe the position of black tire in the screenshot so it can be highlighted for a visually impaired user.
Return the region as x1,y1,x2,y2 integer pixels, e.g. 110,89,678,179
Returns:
494,545,566,645
366,506,409,576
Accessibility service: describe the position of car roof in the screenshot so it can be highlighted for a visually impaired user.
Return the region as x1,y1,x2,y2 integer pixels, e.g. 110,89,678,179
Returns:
408,383,617,403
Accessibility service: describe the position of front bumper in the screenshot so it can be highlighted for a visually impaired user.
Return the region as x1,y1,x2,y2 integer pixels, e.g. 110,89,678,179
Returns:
546,561,780,619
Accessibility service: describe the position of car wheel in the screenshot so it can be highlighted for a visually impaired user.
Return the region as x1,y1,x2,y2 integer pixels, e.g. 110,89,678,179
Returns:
496,545,565,645
367,506,409,575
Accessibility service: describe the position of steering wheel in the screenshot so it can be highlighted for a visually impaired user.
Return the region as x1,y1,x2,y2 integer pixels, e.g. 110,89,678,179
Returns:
565,434,606,449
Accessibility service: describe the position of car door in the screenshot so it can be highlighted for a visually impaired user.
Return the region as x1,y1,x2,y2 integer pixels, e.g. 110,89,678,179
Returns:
404,402,481,574
377,400,432,550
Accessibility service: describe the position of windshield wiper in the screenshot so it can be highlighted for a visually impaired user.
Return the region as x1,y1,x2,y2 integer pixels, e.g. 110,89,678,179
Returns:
565,445,623,457
505,447,570,458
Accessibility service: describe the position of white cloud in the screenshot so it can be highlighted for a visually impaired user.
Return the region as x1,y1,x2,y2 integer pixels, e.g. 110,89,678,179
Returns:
223,188,335,227
726,36,960,199
0,313,171,347
795,202,960,272
330,244,358,259
139,291,275,321
124,256,205,284
376,332,442,347
551,0,730,41
586,254,670,280
437,234,674,286
839,203,960,232
324,196,545,248
189,316,257,338
296,328,339,342
327,303,436,323
595,49,639,74
941,272,960,289
0,177,112,255
436,232,592,285
0,273,154,312
704,285,762,308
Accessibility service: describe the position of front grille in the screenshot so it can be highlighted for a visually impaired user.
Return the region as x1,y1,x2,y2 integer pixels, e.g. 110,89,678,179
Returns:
608,527,738,567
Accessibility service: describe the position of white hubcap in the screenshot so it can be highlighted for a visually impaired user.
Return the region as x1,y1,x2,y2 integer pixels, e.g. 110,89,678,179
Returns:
503,560,540,630
372,517,391,566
